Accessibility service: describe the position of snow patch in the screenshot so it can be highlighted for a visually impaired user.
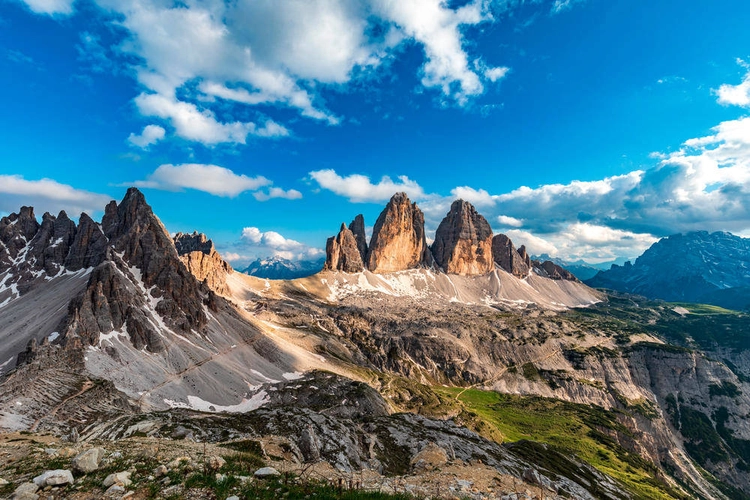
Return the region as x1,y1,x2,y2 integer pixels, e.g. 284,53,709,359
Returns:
282,371,303,380
163,390,269,413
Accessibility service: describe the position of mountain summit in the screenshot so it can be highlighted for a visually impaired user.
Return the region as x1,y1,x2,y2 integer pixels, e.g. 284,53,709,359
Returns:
586,231,750,308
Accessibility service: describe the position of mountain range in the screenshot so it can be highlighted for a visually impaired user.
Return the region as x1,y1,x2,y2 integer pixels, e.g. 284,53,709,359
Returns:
241,256,325,280
1,189,749,500
586,231,750,310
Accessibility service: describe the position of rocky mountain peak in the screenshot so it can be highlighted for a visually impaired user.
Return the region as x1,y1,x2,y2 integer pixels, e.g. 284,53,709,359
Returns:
367,192,432,273
174,231,232,295
348,214,368,263
492,234,530,278
64,213,108,271
534,260,578,281
325,223,365,273
432,200,494,275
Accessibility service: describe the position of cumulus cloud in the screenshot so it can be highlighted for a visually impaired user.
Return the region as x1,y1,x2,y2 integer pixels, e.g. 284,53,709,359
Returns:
497,215,523,227
715,59,750,108
127,124,165,148
131,164,271,197
0,175,111,216
239,226,323,261
134,93,288,145
23,0,517,145
252,187,303,202
309,169,425,203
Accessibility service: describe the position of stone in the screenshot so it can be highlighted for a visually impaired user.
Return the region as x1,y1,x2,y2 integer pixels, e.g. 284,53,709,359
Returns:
72,447,105,473
226,496,240,500
12,482,39,500
367,192,432,273
206,455,226,470
168,456,191,469
410,442,449,471
432,200,494,275
253,466,281,478
153,465,168,478
102,471,132,488
0,478,8,485
324,224,365,273
58,447,77,458
105,484,126,497
32,470,74,487
492,234,530,278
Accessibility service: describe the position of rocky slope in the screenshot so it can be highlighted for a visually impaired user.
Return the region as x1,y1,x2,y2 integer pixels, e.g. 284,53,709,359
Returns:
586,231,750,309
1,190,748,499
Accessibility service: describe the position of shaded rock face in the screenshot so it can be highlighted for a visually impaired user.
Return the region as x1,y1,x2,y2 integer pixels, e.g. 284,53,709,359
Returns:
174,231,232,295
492,234,530,278
325,224,365,273
432,200,494,275
59,188,209,352
367,193,432,273
348,214,368,263
65,213,108,271
534,260,578,281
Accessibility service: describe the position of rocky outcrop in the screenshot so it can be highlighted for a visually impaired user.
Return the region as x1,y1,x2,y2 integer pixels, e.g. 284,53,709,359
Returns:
534,260,578,281
348,215,368,263
59,188,208,352
367,193,432,273
432,200,493,275
27,211,77,276
65,213,108,271
492,234,530,278
0,207,40,270
174,231,232,295
325,224,365,273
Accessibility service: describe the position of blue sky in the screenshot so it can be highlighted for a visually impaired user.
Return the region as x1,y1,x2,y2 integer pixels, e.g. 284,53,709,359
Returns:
2,0,750,266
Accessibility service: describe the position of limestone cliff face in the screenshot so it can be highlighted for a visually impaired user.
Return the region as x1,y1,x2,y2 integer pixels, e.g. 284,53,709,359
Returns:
174,231,232,295
492,234,530,278
367,193,432,273
432,200,494,275
325,223,365,273
348,214,368,264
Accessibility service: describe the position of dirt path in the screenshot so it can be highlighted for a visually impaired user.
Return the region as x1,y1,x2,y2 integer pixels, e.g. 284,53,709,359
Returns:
30,380,95,431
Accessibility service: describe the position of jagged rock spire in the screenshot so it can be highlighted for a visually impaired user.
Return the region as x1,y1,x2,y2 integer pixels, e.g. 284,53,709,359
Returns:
492,234,530,278
367,192,432,273
432,200,494,275
325,223,365,273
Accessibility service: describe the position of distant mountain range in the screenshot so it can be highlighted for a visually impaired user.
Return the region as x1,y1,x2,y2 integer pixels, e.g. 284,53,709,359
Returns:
240,256,325,280
585,231,750,310
532,254,629,281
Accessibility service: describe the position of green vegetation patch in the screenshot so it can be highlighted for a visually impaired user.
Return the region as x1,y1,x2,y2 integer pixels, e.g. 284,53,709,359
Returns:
435,387,688,500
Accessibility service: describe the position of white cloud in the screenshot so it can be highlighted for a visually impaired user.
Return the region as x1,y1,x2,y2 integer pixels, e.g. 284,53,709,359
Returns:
127,124,165,148
252,187,303,202
0,175,111,216
309,169,425,203
134,93,288,145
23,0,516,146
222,251,248,262
450,186,497,207
497,215,523,227
131,164,271,197
715,59,750,108
239,226,323,261
550,0,586,14
21,0,74,15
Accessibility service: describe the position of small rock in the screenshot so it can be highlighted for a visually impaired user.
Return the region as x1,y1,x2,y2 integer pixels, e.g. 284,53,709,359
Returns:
57,447,76,458
43,448,58,456
237,475,251,484
153,465,168,478
0,477,9,485
226,496,240,500
33,470,74,488
72,448,105,473
105,484,125,497
162,485,180,496
12,482,39,500
253,467,280,479
167,456,191,469
206,455,226,470
102,472,131,488
215,473,226,482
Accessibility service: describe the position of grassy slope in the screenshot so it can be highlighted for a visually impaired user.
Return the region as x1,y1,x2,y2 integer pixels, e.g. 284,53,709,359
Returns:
434,387,687,500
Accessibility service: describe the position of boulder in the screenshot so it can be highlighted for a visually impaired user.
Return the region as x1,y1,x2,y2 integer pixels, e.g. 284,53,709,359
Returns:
253,467,281,479
367,192,432,272
206,455,226,470
11,482,39,500
102,471,132,488
432,200,494,275
72,447,105,473
32,469,74,487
